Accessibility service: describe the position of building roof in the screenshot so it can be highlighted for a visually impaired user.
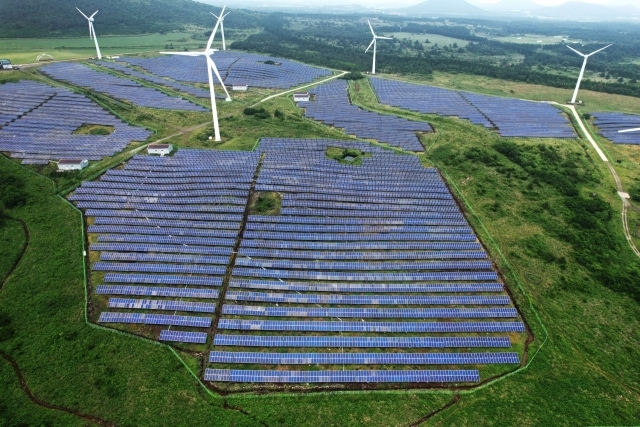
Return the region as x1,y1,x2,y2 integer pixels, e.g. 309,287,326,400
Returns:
294,92,310,96
148,144,171,149
58,159,86,165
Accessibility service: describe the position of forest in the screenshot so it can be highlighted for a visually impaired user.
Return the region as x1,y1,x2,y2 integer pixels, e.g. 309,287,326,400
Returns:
233,14,640,98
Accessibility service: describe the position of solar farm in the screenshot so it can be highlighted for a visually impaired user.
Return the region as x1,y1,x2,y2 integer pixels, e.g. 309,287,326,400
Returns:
68,138,527,388
0,80,152,163
592,112,640,144
298,80,431,151
371,78,576,139
41,62,208,111
117,52,333,89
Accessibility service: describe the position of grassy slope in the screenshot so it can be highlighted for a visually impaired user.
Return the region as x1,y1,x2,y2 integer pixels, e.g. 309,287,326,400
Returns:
0,219,26,282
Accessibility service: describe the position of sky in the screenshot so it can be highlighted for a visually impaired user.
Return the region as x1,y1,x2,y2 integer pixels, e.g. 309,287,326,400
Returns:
472,0,640,4
228,0,640,7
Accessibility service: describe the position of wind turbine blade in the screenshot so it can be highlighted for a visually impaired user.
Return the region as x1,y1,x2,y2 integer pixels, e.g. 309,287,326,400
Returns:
377,36,393,40
365,38,375,53
89,22,94,40
223,11,231,18
208,56,231,100
211,12,220,19
368,20,376,37
90,10,98,18
566,45,586,57
588,44,613,56
76,7,89,20
159,51,203,56
206,6,225,51
618,127,640,133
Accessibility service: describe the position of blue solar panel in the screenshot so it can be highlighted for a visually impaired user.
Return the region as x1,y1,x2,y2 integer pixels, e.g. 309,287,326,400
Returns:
222,305,516,318
98,312,211,327
160,330,208,344
204,369,480,383
218,319,525,333
209,351,520,365
108,298,216,313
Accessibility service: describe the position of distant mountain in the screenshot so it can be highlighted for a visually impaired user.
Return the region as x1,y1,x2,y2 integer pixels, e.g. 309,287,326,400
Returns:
531,2,640,19
481,0,541,12
0,0,258,38
401,0,489,16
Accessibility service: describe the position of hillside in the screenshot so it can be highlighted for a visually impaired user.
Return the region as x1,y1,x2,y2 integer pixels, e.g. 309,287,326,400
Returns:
0,0,258,38
402,0,490,16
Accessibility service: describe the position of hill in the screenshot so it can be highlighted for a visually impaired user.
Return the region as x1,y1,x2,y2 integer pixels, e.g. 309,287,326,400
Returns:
0,0,258,38
532,1,640,19
401,0,489,16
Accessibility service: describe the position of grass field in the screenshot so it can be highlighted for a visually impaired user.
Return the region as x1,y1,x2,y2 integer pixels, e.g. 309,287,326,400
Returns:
0,32,252,64
0,63,639,425
480,34,575,45
389,32,470,48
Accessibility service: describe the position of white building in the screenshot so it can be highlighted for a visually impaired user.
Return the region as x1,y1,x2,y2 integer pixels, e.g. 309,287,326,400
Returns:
293,92,310,102
57,159,88,171
147,143,173,156
232,84,248,91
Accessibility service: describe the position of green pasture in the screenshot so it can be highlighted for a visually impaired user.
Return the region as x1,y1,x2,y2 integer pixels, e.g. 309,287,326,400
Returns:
0,32,248,64
481,34,578,45
390,32,469,48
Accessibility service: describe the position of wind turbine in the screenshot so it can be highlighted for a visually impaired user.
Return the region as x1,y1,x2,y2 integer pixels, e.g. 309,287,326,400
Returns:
76,8,102,59
160,9,231,142
566,44,612,104
618,127,640,134
365,21,392,75
210,7,231,51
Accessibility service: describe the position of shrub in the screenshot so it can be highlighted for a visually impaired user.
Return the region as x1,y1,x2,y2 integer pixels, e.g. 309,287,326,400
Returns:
340,71,364,81
243,107,271,119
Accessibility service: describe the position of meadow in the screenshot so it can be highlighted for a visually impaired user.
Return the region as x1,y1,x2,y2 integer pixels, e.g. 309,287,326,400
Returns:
0,61,638,425
0,31,256,64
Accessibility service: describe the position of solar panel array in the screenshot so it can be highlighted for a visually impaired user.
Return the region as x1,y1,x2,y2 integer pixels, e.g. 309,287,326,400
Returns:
0,80,152,162
73,149,260,344
371,78,575,139
40,62,207,111
298,80,430,151
95,61,220,99
118,52,332,89
592,112,640,145
75,138,525,383
206,138,524,384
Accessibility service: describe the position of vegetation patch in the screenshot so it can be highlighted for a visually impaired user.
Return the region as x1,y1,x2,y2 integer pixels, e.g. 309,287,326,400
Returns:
251,191,282,216
72,123,115,135
326,146,371,165
340,71,365,81
243,107,271,119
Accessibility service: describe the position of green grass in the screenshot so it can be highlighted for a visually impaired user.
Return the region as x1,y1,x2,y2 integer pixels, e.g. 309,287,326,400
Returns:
0,219,26,283
0,32,258,64
251,192,282,216
481,34,571,45
389,32,469,48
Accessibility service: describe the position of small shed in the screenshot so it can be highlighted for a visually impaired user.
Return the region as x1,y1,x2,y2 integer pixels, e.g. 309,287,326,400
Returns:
232,84,248,91
58,159,88,171
147,143,173,156
293,92,310,102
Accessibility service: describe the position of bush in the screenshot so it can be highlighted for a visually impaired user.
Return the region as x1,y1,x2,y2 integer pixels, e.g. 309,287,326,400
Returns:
629,187,640,202
582,113,591,120
340,71,364,81
274,109,285,119
243,107,270,119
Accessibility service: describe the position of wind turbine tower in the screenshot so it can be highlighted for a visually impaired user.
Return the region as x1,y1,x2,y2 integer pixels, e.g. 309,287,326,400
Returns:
160,8,231,142
76,8,102,60
365,21,392,75
211,7,231,51
566,44,612,104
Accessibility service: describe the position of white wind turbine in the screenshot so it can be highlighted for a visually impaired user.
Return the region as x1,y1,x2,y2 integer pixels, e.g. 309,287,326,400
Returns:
160,8,232,142
365,21,392,75
210,7,231,51
76,8,102,59
618,127,640,134
566,44,612,104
